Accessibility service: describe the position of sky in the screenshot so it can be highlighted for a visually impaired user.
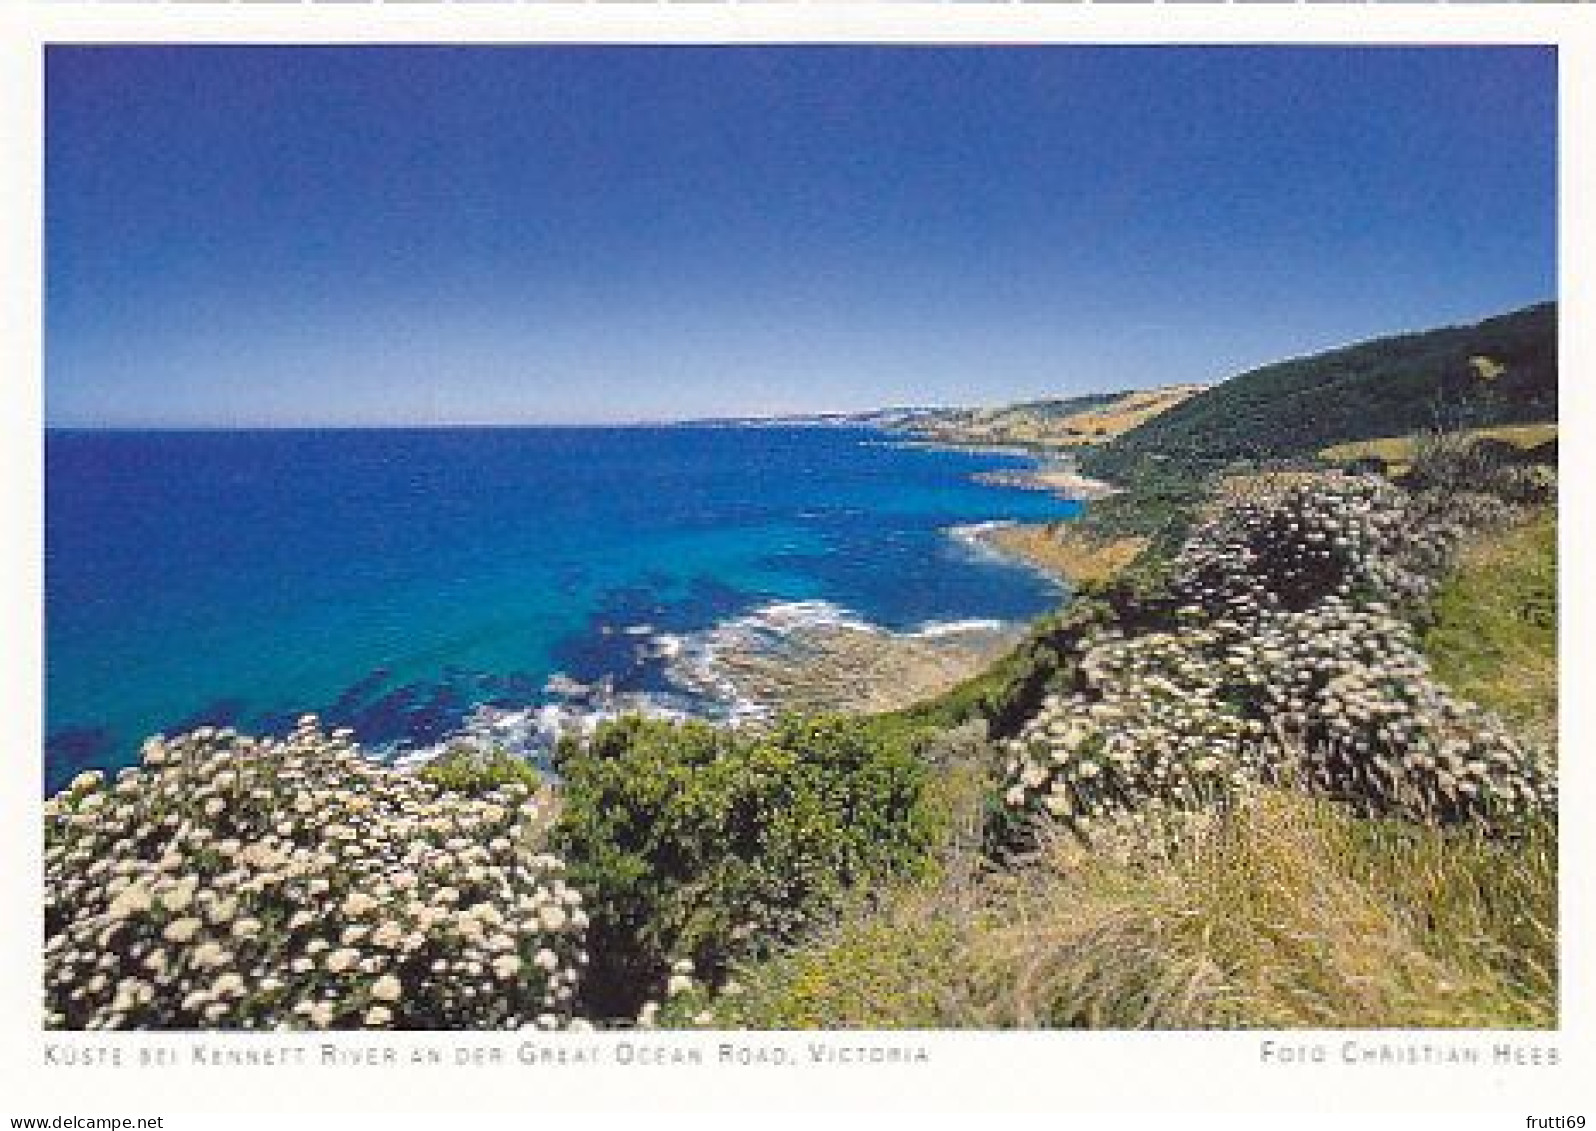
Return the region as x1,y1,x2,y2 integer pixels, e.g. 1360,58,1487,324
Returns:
45,45,1556,428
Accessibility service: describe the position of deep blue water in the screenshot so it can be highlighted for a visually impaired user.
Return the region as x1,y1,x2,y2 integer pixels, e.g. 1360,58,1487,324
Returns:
45,426,1079,791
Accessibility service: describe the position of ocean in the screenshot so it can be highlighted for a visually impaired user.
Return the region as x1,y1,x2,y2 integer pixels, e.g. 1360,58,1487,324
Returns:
44,425,1081,792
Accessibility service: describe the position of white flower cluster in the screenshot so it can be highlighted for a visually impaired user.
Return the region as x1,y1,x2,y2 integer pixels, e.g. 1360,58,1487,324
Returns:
1000,473,1554,835
1171,474,1452,617
1250,599,1556,822
1001,625,1270,834
635,957,701,1030
43,717,588,1031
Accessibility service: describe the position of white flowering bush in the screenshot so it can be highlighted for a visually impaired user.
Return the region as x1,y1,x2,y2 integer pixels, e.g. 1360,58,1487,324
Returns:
1250,599,1555,822
999,628,1270,836
43,717,588,1030
1403,429,1557,507
1171,474,1450,616
996,472,1555,841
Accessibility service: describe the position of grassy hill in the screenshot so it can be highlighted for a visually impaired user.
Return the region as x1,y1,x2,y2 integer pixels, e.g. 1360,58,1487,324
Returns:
1081,302,1556,480
905,384,1205,450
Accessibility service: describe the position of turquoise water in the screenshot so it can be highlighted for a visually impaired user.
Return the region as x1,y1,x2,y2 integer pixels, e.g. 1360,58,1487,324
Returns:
45,425,1080,790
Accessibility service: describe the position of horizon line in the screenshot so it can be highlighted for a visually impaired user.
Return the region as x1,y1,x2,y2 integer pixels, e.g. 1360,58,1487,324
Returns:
41,415,941,433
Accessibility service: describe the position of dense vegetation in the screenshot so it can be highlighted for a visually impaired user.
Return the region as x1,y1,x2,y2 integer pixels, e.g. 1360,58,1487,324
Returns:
990,472,1554,846
41,460,1558,1033
1082,302,1555,480
678,789,1554,1030
549,714,939,1020
44,721,589,1030
417,742,545,797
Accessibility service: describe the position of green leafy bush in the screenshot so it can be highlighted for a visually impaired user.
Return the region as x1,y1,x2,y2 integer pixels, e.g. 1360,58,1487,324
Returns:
418,743,542,796
551,713,936,1019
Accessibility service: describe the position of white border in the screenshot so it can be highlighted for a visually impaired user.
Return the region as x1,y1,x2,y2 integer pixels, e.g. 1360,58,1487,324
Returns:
2,2,1591,1120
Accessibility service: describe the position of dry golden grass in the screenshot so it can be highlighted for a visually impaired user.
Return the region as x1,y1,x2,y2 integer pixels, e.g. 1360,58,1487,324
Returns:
909,385,1205,450
1050,384,1206,445
979,792,1556,1029
1320,423,1557,469
1200,469,1334,521
981,523,1149,584
712,787,1555,1030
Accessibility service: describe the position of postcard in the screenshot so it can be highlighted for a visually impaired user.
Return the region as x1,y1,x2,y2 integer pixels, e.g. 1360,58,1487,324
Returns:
2,1,1590,1122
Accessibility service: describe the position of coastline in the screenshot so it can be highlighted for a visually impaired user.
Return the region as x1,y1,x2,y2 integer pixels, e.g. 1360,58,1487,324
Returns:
966,520,1149,586
667,607,1029,718
409,432,1107,746
971,465,1120,502
46,424,1076,786
879,423,1120,503
373,600,1036,776
888,425,1138,586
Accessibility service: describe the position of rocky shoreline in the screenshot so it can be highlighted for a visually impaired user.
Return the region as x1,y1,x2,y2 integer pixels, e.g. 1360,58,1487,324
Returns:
669,615,1027,718
971,465,1120,501
648,440,1125,719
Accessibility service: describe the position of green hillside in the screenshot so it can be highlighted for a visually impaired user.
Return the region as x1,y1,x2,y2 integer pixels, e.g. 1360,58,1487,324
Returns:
1082,302,1556,480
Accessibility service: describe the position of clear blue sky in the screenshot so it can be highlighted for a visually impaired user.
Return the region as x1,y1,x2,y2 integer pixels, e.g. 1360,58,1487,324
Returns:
46,45,1556,428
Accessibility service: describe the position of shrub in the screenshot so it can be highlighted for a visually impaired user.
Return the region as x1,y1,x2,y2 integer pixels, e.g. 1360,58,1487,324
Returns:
1405,428,1505,495
993,473,1555,845
926,595,1165,748
43,718,588,1030
995,626,1268,848
1249,600,1554,822
418,743,543,797
551,713,936,1019
1404,429,1557,505
1170,473,1448,616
